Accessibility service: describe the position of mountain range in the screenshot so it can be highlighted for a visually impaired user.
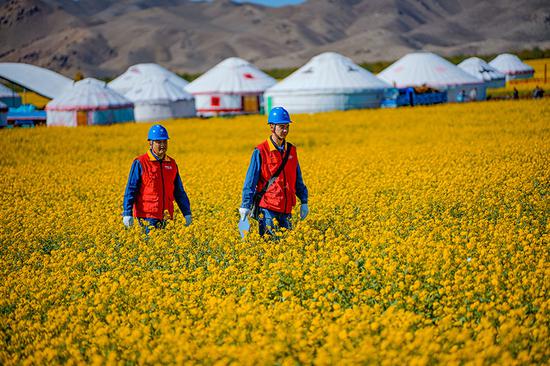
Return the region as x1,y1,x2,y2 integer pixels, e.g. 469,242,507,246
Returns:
1,0,549,78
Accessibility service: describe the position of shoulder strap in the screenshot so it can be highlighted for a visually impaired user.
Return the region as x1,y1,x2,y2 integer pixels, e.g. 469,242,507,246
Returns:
256,142,293,199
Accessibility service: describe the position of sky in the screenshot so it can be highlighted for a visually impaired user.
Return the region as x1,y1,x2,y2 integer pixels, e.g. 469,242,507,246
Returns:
232,0,306,6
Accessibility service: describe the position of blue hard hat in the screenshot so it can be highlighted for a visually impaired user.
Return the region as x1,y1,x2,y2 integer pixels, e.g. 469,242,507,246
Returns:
267,106,292,124
148,124,169,140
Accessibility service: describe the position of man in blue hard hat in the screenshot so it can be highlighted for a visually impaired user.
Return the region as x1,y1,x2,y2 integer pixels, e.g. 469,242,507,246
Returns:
122,124,192,231
239,106,309,236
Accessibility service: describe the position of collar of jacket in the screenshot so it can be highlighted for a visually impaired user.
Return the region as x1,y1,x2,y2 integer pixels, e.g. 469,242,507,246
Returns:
147,149,171,162
268,137,286,152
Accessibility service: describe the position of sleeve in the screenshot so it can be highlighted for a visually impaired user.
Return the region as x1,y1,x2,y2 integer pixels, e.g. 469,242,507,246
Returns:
240,148,262,209
295,162,308,204
174,169,192,216
122,159,142,216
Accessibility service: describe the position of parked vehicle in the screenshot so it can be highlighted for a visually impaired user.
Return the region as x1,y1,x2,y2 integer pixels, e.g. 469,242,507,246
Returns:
381,87,447,108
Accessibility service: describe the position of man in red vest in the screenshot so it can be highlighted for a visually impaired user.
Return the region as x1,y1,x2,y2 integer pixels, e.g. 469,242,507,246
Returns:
122,124,192,231
240,106,309,236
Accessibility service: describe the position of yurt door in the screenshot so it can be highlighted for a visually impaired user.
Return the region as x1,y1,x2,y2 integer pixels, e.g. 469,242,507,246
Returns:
77,111,87,126
242,95,259,113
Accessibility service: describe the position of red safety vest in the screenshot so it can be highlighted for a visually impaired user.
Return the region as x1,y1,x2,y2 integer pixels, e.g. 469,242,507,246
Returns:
256,139,298,214
133,151,179,220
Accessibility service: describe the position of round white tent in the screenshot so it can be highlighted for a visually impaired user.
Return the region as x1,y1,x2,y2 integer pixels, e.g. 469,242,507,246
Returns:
108,63,190,95
125,76,196,122
264,52,391,114
458,57,506,89
378,52,486,102
185,57,276,116
489,54,534,81
0,101,7,127
46,78,134,127
0,83,21,108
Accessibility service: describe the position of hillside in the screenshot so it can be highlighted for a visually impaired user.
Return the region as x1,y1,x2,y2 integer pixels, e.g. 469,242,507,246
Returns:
0,0,549,77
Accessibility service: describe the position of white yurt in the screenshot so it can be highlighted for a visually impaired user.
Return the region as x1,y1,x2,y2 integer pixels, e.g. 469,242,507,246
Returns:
378,52,486,102
185,57,276,116
489,54,534,81
0,101,8,127
125,76,196,122
264,52,391,113
458,57,506,89
0,83,21,108
108,63,190,95
46,78,134,127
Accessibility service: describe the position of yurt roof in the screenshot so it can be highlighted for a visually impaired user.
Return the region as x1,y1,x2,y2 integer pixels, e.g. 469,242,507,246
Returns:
378,52,482,88
0,63,72,99
489,54,534,75
266,52,391,94
46,78,133,111
185,57,276,94
458,57,506,82
125,76,194,103
108,63,190,95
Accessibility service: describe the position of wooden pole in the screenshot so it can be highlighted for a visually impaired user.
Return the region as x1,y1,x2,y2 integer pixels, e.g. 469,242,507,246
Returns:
545,64,547,84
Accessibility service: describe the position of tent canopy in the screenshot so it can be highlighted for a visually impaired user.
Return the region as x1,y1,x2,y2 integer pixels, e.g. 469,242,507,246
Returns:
267,52,390,94
108,63,190,95
378,52,482,88
125,76,194,103
0,83,19,97
0,63,73,99
186,57,276,95
0,83,21,107
458,57,506,82
489,54,534,76
46,78,133,111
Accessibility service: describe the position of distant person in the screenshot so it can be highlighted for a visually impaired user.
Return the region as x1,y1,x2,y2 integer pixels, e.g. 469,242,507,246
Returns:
239,107,309,236
532,86,544,99
469,88,477,101
457,90,466,103
122,124,192,232
513,87,519,100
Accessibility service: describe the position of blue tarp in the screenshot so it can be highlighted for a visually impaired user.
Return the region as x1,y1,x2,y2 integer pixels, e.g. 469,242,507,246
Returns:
8,104,46,121
381,87,447,108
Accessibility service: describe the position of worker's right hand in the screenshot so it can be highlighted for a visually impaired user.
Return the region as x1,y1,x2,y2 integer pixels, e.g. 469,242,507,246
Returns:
300,204,309,220
123,215,134,228
239,208,250,221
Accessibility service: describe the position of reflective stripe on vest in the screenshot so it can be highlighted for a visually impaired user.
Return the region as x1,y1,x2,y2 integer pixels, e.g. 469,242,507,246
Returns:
133,152,178,220
256,139,298,214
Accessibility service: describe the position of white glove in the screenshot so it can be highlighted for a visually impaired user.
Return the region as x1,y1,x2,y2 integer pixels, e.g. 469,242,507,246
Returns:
123,215,134,228
300,204,309,220
184,215,192,226
239,208,250,221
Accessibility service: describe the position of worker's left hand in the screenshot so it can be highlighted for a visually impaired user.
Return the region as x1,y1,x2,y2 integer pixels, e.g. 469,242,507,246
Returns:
123,215,134,228
184,215,192,226
300,204,309,220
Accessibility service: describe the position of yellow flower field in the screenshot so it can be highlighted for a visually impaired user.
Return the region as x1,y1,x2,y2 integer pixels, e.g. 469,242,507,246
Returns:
0,99,549,365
